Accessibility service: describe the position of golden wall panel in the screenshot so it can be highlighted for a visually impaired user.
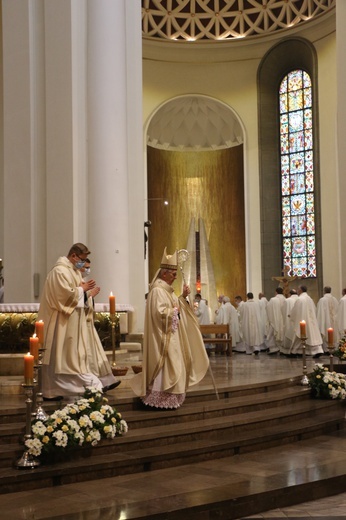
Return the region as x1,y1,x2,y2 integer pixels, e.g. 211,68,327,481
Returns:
147,146,245,302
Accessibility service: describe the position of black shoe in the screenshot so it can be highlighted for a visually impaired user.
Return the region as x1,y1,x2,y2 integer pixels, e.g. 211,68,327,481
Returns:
102,381,121,393
312,353,323,359
43,396,63,401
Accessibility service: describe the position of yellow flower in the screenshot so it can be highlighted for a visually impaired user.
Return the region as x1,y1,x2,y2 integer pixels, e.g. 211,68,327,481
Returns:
42,436,50,444
316,375,321,379
47,426,54,433
62,425,69,432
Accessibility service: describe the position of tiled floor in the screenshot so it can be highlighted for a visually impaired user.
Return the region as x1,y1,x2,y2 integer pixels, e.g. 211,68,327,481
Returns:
1,351,346,519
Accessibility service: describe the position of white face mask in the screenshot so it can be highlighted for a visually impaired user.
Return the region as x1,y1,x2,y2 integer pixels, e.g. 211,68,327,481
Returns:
82,268,91,278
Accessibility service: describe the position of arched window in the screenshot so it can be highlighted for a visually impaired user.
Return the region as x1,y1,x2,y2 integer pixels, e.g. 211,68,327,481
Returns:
279,69,316,278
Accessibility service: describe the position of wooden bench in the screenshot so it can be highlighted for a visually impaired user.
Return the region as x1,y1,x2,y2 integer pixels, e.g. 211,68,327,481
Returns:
199,324,232,357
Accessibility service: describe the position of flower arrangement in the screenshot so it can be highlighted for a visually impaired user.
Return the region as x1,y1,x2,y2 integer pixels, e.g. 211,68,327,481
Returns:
25,386,128,460
308,363,346,400
333,335,346,361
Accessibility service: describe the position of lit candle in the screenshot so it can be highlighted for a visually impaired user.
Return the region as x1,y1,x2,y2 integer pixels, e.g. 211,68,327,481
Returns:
300,320,306,338
109,292,116,315
24,352,34,384
29,334,39,363
35,320,44,346
327,327,334,346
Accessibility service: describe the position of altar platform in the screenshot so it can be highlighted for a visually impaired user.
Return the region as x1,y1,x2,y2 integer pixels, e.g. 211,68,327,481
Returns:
0,351,346,519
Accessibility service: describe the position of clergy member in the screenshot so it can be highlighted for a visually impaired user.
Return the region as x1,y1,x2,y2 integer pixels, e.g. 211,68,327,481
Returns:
131,247,209,409
266,287,286,355
337,288,346,339
316,286,339,352
290,285,323,358
239,292,264,355
282,289,299,355
39,243,119,400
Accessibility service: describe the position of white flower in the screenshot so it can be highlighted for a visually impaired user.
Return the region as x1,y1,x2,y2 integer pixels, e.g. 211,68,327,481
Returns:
32,421,47,436
52,430,68,448
25,437,43,456
74,431,85,445
120,419,128,434
67,419,80,432
79,414,93,429
90,411,105,424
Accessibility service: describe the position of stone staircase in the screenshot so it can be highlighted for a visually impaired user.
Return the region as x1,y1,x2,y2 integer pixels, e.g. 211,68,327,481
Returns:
0,374,345,502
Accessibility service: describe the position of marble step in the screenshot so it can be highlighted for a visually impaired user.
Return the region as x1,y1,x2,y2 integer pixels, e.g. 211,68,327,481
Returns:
0,381,310,428
0,407,344,496
0,376,344,495
0,390,331,451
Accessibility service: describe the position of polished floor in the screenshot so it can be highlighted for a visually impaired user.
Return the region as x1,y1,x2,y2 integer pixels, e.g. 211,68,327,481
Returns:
1,350,346,519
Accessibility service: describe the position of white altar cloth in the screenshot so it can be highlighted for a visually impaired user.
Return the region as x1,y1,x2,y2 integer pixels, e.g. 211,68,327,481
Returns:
0,303,134,313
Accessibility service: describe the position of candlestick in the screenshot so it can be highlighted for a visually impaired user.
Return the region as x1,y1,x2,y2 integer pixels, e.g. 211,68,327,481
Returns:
327,328,335,372
16,384,40,469
109,292,116,315
110,312,120,367
300,336,309,386
30,335,39,363
300,320,306,338
24,353,34,385
35,320,44,346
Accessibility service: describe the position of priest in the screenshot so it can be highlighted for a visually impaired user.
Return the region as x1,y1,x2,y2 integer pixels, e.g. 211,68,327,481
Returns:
39,243,119,400
131,247,209,409
290,285,323,357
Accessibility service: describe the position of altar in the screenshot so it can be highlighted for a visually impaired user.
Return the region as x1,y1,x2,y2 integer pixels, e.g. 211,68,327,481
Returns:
0,303,135,354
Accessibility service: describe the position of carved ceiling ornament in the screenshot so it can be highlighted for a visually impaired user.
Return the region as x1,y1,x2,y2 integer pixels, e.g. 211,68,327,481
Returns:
142,0,335,42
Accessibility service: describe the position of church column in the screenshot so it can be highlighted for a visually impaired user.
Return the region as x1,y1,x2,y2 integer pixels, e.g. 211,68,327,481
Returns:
4,0,89,301
336,2,346,286
87,1,144,330
44,0,88,266
2,0,46,302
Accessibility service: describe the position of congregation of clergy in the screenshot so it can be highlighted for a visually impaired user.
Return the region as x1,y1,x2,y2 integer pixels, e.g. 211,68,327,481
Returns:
194,285,346,359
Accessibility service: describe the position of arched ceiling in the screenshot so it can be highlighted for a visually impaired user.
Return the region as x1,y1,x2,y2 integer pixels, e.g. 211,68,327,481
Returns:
147,96,243,151
144,1,335,151
142,0,335,42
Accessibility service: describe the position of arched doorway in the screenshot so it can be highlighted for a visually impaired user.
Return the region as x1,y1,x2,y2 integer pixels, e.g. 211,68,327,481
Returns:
146,95,246,311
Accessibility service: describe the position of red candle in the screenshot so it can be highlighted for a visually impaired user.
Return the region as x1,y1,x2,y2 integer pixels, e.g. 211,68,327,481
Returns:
109,292,116,314
24,352,34,384
300,320,306,338
327,327,334,346
30,334,39,362
35,320,44,346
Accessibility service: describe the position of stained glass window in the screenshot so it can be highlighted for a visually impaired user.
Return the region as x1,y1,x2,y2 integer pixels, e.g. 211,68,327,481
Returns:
279,70,316,278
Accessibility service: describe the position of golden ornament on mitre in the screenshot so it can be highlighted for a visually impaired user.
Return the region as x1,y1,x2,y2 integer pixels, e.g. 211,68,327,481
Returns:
160,247,178,270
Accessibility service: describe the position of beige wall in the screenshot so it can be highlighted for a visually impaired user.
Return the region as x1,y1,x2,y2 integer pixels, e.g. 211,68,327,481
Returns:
315,33,339,296
143,54,263,295
143,25,341,302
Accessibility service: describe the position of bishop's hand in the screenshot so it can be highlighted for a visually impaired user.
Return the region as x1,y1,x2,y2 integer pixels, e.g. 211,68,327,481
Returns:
182,284,191,299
